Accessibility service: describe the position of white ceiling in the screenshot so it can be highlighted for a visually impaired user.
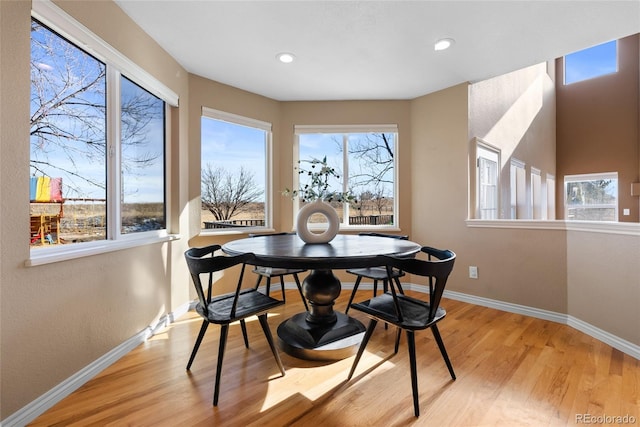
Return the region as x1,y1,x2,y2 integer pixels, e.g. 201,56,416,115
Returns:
114,0,640,101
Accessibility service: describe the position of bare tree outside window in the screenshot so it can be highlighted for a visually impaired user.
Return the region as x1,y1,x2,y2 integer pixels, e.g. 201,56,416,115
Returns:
200,113,269,230
201,164,264,222
347,133,394,189
346,133,395,224
565,174,618,221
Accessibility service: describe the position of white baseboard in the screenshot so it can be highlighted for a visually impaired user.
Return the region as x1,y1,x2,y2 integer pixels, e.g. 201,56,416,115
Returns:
2,302,191,427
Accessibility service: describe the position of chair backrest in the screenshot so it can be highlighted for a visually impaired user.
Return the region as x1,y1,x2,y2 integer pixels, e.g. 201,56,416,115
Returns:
383,246,456,322
184,244,255,317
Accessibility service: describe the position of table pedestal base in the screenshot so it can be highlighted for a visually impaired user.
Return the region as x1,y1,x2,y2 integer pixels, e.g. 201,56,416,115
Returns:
277,312,365,361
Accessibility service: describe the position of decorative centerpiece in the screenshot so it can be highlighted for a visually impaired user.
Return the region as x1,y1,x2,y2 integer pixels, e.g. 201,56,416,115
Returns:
284,157,354,244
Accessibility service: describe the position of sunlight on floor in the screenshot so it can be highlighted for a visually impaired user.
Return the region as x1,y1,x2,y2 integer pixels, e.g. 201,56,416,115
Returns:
148,332,169,341
259,350,395,412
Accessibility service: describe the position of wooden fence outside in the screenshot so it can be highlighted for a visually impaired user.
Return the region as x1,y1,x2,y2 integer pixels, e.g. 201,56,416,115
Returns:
203,215,394,229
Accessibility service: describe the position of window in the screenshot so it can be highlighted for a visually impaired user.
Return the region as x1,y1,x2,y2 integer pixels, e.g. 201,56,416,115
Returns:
294,125,398,228
546,174,556,220
510,159,526,219
120,77,166,234
564,40,617,85
531,167,542,219
29,2,177,257
476,143,500,219
564,172,618,221
201,108,270,231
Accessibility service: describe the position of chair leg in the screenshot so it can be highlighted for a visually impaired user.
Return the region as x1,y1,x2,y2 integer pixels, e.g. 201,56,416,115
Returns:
293,273,309,311
394,275,405,294
381,278,390,330
406,330,420,417
431,324,456,380
213,324,229,406
257,314,285,376
394,327,402,354
279,275,287,302
347,319,378,380
240,319,249,348
186,320,209,370
345,276,363,314
372,279,379,296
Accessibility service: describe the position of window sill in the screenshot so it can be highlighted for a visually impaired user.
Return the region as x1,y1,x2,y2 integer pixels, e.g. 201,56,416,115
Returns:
465,219,640,236
26,233,181,267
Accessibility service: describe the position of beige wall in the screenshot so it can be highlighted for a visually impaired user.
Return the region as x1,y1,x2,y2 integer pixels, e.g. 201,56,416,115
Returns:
567,230,640,344
2,0,639,422
556,34,640,222
0,0,192,418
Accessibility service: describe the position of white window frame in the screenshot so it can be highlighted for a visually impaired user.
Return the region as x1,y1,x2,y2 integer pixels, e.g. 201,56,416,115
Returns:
510,158,526,219
200,107,273,234
546,174,556,220
475,141,500,220
531,167,542,219
564,172,618,222
28,0,179,266
293,124,399,230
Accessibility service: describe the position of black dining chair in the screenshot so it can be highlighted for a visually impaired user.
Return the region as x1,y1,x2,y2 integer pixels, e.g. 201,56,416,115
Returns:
184,244,285,406
347,246,457,417
248,232,309,311
345,232,409,314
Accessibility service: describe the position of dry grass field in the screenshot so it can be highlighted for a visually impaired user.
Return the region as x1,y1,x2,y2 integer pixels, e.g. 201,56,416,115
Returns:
30,200,394,246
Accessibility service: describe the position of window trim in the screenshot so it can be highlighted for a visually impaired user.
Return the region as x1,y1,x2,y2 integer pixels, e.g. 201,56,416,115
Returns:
564,172,619,221
27,0,179,266
509,158,526,219
293,124,400,231
563,40,619,86
546,173,556,220
200,107,273,234
475,140,501,220
531,167,542,219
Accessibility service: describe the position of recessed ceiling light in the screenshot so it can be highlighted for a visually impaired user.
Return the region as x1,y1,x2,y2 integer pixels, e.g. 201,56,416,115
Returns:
277,52,296,63
434,38,455,51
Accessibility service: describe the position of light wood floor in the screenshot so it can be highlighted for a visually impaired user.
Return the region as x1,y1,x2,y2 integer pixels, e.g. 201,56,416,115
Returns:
30,290,639,426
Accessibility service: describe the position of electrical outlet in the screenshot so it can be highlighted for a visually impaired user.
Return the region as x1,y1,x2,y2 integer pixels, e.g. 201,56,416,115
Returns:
469,266,478,279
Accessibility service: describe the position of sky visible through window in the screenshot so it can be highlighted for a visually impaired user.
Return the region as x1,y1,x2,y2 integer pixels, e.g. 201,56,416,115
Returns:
564,40,617,85
298,133,345,191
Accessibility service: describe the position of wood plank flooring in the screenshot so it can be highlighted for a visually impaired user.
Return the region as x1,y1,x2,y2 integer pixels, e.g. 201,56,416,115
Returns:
30,290,639,426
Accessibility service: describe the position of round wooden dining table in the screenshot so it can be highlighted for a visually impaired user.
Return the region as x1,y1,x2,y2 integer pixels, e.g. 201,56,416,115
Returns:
222,233,421,360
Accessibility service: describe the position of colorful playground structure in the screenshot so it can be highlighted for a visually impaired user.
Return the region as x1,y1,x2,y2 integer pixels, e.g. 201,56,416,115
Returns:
29,176,63,245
